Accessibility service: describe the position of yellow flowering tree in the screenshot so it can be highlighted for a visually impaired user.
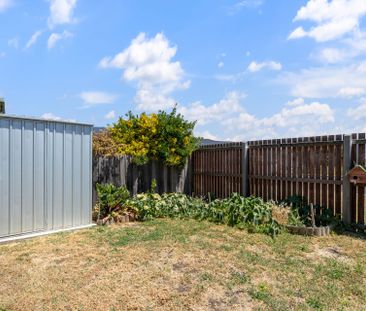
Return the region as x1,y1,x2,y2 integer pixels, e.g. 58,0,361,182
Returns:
103,108,199,166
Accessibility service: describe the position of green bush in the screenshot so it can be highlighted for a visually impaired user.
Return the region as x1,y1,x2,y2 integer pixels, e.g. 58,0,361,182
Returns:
96,183,130,221
108,107,199,166
283,195,340,227
126,192,281,237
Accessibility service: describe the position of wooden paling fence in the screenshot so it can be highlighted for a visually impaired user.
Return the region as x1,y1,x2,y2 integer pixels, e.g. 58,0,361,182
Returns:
192,143,246,198
92,156,191,206
192,134,366,225
248,136,344,217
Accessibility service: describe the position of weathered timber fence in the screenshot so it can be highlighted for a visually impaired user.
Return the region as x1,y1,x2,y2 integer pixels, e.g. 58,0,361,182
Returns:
248,136,344,216
92,156,191,206
191,134,366,225
191,143,246,198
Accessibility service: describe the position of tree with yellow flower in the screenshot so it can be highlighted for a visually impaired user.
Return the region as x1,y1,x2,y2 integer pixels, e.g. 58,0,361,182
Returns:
94,107,199,167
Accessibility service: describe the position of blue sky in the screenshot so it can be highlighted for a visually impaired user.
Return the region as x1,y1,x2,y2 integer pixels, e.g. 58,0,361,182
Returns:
1,0,366,141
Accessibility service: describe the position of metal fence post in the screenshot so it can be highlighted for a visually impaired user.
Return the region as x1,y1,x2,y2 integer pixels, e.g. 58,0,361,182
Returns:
242,142,249,197
342,135,352,224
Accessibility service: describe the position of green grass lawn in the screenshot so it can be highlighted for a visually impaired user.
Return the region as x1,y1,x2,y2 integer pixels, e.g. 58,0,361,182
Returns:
0,219,366,311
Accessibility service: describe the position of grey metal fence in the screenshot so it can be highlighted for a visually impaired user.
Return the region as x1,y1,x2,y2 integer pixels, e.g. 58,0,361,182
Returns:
0,115,93,239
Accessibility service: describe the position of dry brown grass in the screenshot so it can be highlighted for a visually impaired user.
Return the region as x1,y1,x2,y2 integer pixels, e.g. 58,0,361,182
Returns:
0,219,366,311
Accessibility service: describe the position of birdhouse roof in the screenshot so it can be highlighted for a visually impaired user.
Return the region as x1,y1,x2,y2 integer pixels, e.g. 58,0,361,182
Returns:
349,165,366,174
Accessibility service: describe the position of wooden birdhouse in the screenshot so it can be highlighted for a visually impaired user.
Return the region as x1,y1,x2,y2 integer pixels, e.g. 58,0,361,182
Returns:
348,165,366,185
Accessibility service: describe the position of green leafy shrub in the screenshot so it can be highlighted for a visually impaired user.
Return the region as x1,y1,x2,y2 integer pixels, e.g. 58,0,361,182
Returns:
106,107,199,166
95,183,131,222
283,195,340,227
125,192,205,221
207,194,281,236
126,192,281,237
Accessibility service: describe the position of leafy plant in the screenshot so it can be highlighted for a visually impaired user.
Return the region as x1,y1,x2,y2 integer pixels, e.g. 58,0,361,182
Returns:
155,108,199,166
126,192,281,237
92,130,119,156
107,107,199,166
283,195,340,227
95,183,131,223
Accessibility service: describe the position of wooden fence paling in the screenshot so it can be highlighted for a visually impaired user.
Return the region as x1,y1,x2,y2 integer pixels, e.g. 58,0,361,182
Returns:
342,135,352,224
309,137,315,205
315,136,321,206
357,133,365,224
242,143,249,196
329,135,335,214
335,135,342,215
351,134,358,222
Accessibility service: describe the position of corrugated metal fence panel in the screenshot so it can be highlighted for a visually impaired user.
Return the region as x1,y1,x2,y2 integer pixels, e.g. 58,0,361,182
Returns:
0,115,93,238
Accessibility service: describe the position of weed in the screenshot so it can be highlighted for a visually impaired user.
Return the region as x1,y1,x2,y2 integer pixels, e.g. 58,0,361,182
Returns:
306,297,324,310
249,283,271,301
229,271,249,285
200,272,213,282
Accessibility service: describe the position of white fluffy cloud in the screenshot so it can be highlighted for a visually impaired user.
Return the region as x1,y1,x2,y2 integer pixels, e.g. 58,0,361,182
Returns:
289,0,366,42
315,47,347,63
47,31,73,49
313,33,366,64
225,100,333,129
180,92,335,141
262,102,334,127
196,130,221,141
41,112,62,121
104,110,117,120
278,62,366,98
80,91,117,107
25,31,42,49
100,32,189,111
223,98,334,140
48,0,77,28
99,33,184,85
247,61,282,72
178,92,245,125
348,99,366,120
0,0,12,12
40,112,76,122
338,87,365,98
134,88,175,111
286,97,305,106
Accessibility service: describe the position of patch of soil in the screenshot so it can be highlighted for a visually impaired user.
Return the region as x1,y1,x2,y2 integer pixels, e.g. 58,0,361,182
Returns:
309,246,353,264
172,262,189,271
176,283,191,293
